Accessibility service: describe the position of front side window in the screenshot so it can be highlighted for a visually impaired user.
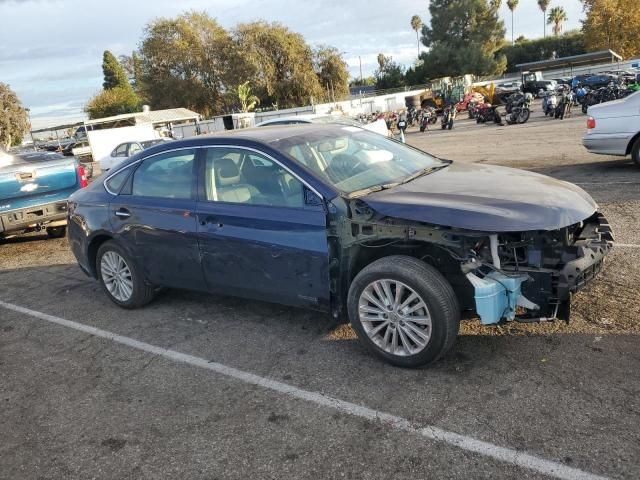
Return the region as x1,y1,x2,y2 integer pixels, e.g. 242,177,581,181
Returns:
128,143,143,156
269,127,447,195
203,148,303,208
132,149,195,199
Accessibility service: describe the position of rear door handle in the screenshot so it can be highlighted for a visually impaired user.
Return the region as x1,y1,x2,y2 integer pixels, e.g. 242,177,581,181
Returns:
115,208,131,218
200,216,223,228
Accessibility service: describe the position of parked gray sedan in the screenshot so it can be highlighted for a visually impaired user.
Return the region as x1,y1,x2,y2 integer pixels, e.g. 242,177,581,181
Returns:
582,91,640,166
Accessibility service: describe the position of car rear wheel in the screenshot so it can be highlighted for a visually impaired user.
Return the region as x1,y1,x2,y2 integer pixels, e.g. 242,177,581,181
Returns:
631,137,640,167
348,256,460,368
96,240,155,308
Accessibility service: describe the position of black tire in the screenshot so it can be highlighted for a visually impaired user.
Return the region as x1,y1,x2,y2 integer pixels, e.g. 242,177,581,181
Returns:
419,126,426,132
517,108,530,124
96,240,155,309
631,137,640,167
441,123,446,130
347,256,460,368
46,226,66,239
447,120,453,130
582,103,588,114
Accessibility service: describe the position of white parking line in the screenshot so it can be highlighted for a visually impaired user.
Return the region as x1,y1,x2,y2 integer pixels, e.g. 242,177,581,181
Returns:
0,300,608,480
574,181,640,186
615,244,640,249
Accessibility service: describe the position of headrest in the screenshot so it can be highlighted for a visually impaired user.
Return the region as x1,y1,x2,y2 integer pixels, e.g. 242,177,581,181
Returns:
215,157,240,186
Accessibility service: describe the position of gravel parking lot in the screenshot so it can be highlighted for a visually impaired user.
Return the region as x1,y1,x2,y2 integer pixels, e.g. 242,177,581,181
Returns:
1,109,639,480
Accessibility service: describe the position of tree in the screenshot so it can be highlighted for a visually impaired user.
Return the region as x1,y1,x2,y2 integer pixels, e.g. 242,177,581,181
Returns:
85,86,141,119
506,0,518,45
410,15,423,57
234,21,323,108
547,6,568,36
102,50,130,90
313,46,349,101
374,55,405,90
138,11,238,117
119,51,144,95
582,0,640,59
0,83,29,149
420,0,507,78
349,76,376,87
538,0,551,37
232,82,260,112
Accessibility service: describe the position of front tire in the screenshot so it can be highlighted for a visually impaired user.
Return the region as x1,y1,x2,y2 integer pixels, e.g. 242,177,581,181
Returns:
348,256,460,368
96,240,155,309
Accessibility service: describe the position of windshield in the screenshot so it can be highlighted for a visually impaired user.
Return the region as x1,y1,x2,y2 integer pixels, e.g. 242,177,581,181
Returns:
269,126,447,195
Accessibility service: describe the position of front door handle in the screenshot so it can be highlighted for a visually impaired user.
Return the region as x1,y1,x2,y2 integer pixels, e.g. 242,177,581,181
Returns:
115,208,131,218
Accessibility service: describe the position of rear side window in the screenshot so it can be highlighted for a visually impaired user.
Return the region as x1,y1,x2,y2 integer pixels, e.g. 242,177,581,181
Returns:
113,144,128,157
132,149,196,199
105,167,131,194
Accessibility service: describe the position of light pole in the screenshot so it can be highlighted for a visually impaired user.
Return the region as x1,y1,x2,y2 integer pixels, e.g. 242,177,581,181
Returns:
359,56,363,84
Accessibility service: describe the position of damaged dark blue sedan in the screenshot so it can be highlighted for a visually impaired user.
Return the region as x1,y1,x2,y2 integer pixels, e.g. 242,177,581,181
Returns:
67,124,614,367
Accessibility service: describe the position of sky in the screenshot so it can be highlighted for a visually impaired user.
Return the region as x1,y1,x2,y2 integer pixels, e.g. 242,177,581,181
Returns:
0,0,586,129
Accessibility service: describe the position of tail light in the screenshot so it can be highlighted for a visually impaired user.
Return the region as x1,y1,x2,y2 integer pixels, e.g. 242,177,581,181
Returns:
77,164,88,188
587,117,596,130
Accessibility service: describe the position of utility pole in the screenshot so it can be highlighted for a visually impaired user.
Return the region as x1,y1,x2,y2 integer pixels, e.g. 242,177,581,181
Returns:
359,56,363,84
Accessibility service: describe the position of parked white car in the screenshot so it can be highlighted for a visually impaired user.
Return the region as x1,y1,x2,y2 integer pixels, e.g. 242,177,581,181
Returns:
100,138,172,172
582,91,640,166
256,114,390,137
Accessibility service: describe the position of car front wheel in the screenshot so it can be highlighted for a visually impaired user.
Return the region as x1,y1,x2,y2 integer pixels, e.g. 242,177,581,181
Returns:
96,240,155,308
348,256,460,368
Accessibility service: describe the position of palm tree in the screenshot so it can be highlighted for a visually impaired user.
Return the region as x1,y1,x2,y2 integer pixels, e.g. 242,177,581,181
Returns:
547,6,568,36
410,15,423,57
537,0,551,37
506,0,519,45
234,82,260,112
377,53,386,71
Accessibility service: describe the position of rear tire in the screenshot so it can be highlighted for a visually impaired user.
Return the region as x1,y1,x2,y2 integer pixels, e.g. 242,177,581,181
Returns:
517,108,530,124
631,137,640,167
46,226,66,239
348,256,460,368
96,240,156,309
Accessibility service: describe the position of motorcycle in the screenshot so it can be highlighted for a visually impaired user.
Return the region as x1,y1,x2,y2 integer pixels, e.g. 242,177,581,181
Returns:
418,107,438,132
475,103,503,125
506,92,532,124
554,86,573,120
541,90,558,117
440,103,455,130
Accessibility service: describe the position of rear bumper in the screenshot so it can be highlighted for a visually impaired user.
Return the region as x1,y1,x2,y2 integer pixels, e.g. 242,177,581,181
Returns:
0,201,68,235
582,133,631,156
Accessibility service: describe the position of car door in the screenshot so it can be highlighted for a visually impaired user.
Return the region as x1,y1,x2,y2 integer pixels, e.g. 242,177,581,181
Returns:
195,146,330,310
109,148,204,290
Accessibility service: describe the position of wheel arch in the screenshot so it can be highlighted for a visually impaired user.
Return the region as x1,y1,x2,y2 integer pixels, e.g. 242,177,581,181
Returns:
87,233,114,278
340,241,474,318
625,131,640,156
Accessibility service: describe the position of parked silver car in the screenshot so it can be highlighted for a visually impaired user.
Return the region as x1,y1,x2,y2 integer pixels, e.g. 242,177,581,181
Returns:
582,91,640,166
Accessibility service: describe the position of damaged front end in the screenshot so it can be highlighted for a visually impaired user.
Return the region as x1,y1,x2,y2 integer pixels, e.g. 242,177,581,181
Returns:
461,212,614,324
339,197,614,326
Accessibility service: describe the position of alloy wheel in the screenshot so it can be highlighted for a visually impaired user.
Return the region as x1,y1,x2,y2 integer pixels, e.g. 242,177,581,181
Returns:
358,279,432,356
100,251,134,302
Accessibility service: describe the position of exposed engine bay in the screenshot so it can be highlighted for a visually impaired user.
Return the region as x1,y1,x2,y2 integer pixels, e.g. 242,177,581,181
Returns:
340,199,614,325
